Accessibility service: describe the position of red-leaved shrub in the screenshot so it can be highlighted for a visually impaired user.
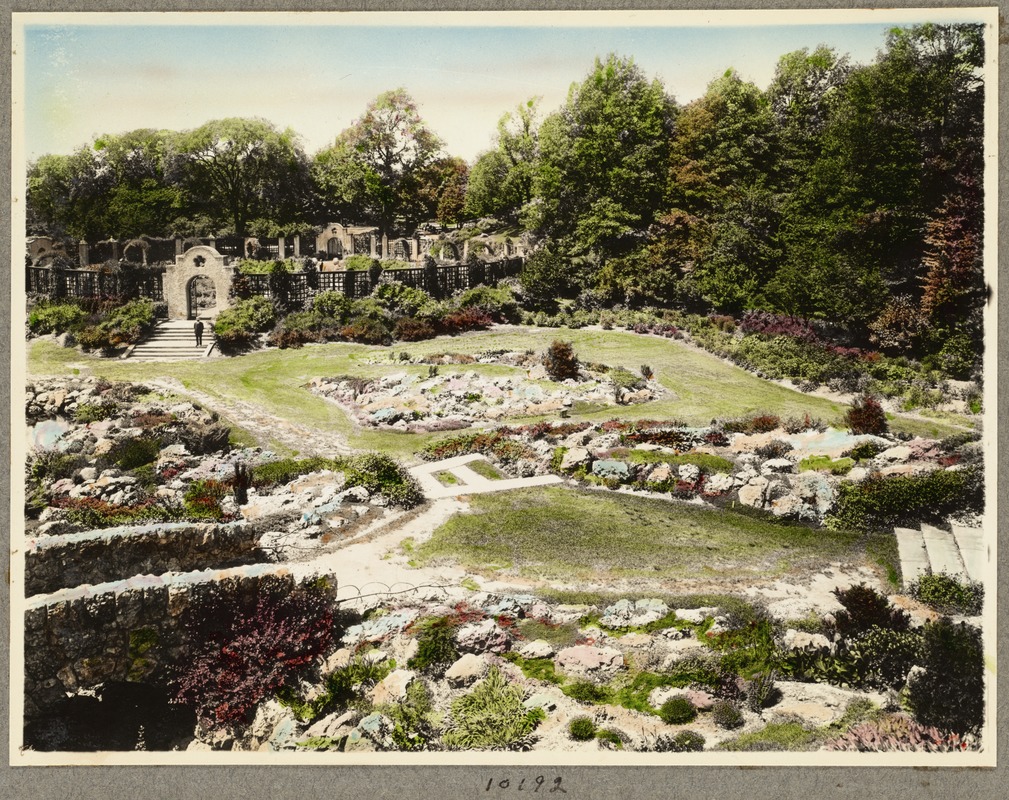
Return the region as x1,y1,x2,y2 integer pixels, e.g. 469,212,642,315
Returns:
394,316,437,341
846,394,888,435
171,576,336,728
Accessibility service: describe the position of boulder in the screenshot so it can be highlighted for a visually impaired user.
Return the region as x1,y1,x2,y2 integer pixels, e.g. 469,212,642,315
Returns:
456,618,511,654
445,653,490,687
706,472,734,493
592,460,629,480
877,445,912,463
555,645,624,678
769,493,805,518
761,458,796,475
678,464,701,483
369,669,415,706
601,598,670,629
783,629,833,652
647,463,674,483
560,447,592,472
519,639,555,659
737,477,769,508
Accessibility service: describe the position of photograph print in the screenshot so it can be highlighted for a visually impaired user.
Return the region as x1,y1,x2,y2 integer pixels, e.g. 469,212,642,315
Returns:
11,8,998,766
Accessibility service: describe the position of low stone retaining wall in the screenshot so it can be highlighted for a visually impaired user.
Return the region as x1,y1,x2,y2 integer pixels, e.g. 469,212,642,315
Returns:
22,564,329,718
25,521,261,597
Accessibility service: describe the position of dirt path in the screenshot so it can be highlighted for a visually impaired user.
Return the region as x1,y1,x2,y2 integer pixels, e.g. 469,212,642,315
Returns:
146,377,355,457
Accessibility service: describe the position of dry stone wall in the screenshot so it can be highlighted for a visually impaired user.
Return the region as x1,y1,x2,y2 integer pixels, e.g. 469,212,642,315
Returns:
25,521,261,597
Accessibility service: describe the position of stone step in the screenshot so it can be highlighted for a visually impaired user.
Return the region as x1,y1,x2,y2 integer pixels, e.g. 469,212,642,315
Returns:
951,522,987,582
920,523,967,579
894,526,930,587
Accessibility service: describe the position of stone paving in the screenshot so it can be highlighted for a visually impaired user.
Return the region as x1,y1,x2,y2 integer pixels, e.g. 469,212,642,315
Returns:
410,453,563,499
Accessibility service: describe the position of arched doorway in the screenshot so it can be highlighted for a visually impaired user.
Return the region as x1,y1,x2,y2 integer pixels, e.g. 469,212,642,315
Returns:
186,275,217,319
327,238,343,258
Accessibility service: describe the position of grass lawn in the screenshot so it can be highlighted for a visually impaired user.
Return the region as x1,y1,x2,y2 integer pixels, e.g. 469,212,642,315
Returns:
412,485,895,584
466,460,503,480
28,327,965,458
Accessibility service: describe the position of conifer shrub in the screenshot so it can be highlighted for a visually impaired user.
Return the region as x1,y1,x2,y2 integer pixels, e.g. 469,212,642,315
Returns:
850,626,924,691
906,618,984,735
831,584,910,637
171,576,336,729
543,340,580,381
845,394,888,435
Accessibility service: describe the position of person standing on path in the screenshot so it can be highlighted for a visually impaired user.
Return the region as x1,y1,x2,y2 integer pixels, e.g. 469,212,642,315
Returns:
194,318,204,347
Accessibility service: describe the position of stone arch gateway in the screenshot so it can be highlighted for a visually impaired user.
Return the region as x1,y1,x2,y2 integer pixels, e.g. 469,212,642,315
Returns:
163,246,235,320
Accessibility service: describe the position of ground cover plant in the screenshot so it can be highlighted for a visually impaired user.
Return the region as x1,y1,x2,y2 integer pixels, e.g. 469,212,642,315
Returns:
411,486,879,583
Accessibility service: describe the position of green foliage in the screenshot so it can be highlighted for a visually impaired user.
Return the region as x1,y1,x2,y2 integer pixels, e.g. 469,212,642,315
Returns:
608,366,644,391
826,468,983,532
908,572,984,616
73,402,117,423
718,722,820,752
543,340,580,381
311,290,352,321
183,479,228,520
906,618,984,734
107,436,161,470
845,440,884,461
562,681,614,705
501,653,564,685
372,282,431,316
78,299,157,351
568,715,597,741
666,730,706,752
408,617,460,675
832,583,910,637
237,257,300,274
745,670,778,712
456,284,519,322
711,700,745,729
28,302,88,335
251,456,344,489
659,696,697,725
342,254,376,271
382,679,440,751
213,295,277,348
851,625,924,691
342,452,424,508
280,654,393,723
442,667,543,750
798,455,854,475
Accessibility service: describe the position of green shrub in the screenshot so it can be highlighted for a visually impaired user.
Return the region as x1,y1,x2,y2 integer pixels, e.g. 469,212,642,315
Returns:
213,296,277,348
845,440,884,461
562,681,614,705
609,367,645,391
595,728,624,748
908,572,984,616
408,617,460,675
659,696,697,725
667,730,706,752
28,302,88,335
251,457,344,489
832,584,909,637
543,340,580,381
73,402,118,423
108,436,161,470
711,700,745,729
343,254,375,271
311,291,352,321
236,257,299,274
906,618,984,734
372,282,431,316
78,299,158,351
745,670,778,712
383,678,439,751
183,479,229,520
851,626,924,691
442,667,544,750
798,455,854,475
826,468,983,533
568,715,597,741
342,452,424,508
456,285,519,321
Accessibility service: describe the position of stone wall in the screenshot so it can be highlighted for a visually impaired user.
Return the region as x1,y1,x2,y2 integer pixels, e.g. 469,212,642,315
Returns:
23,565,315,718
25,521,262,597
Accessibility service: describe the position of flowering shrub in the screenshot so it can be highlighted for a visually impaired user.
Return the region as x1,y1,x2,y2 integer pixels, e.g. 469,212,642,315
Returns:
171,576,336,728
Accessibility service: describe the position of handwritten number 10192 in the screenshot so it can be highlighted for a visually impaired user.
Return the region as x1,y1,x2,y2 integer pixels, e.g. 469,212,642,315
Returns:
486,776,566,793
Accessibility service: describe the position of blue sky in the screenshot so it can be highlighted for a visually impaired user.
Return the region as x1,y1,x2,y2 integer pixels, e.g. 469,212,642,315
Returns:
19,11,985,164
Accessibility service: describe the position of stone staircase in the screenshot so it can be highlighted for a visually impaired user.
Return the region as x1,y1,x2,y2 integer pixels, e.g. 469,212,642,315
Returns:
893,521,987,588
126,319,214,361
